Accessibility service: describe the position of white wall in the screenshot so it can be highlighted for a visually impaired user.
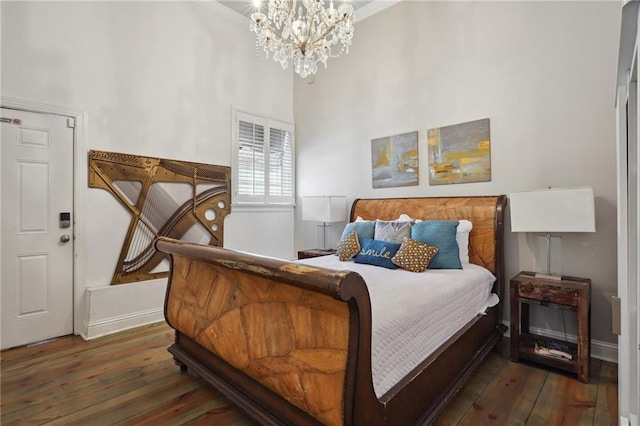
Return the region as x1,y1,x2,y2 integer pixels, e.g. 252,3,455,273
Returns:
0,0,623,350
1,1,294,337
294,1,621,349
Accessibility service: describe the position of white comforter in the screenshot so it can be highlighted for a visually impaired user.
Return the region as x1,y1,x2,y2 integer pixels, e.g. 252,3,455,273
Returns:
297,255,498,398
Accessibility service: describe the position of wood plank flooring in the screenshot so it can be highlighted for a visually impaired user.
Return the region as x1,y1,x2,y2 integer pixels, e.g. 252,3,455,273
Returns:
1,322,618,425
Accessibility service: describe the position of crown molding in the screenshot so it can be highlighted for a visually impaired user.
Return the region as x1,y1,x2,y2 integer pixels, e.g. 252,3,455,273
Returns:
195,1,249,28
356,0,402,23
197,0,400,27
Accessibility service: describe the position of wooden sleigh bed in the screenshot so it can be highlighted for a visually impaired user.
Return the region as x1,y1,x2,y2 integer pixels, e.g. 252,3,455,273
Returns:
155,195,507,425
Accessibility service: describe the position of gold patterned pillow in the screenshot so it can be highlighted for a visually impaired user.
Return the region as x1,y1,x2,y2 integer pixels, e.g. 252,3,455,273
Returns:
337,230,361,261
391,237,439,272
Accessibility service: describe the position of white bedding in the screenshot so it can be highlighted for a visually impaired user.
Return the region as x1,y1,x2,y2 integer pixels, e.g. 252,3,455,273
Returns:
297,255,498,398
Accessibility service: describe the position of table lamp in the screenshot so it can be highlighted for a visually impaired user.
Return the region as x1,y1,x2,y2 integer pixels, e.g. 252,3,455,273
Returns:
302,196,347,251
510,187,596,280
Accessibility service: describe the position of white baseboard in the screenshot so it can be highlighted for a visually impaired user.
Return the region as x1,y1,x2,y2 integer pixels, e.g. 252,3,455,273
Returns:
501,320,618,363
81,279,167,340
82,308,164,340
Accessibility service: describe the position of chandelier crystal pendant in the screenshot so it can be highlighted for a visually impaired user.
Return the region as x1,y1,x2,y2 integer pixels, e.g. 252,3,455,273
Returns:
250,0,355,78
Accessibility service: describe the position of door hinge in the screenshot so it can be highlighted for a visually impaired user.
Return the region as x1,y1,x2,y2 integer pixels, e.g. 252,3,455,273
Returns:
612,296,621,335
67,118,76,128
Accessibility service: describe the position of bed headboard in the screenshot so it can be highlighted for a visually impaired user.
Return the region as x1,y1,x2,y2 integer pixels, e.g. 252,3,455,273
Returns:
351,195,507,294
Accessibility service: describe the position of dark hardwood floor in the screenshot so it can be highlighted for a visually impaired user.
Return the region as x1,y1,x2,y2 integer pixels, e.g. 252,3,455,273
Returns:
1,322,618,425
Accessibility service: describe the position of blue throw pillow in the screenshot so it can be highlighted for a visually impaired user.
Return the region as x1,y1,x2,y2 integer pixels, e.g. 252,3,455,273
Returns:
411,220,462,269
340,221,375,248
354,238,401,269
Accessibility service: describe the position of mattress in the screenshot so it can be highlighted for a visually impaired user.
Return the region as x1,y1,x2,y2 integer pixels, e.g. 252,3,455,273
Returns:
297,255,498,398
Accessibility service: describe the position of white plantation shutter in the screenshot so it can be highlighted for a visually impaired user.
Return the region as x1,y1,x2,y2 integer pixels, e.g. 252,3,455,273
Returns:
238,120,265,197
233,110,295,205
269,127,293,199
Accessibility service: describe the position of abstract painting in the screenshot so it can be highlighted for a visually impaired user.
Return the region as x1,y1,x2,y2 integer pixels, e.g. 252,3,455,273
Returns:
427,118,491,185
371,131,419,188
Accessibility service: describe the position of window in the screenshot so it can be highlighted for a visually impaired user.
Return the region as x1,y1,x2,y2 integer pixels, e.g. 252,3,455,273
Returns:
232,110,295,205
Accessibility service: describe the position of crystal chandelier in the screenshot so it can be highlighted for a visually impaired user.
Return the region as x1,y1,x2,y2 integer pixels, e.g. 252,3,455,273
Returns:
250,0,355,78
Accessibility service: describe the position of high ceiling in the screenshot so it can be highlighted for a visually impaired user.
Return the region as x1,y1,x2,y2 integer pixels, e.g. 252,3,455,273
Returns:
217,1,376,20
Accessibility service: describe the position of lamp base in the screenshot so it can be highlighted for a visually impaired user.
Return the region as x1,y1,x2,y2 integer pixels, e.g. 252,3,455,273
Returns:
534,272,563,281
536,235,562,279
317,223,332,251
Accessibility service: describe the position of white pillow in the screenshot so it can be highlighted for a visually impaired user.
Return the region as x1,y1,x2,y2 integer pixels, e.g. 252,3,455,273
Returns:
397,213,417,222
456,220,473,264
397,214,472,263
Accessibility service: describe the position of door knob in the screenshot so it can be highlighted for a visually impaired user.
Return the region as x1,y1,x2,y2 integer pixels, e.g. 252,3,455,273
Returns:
60,234,71,243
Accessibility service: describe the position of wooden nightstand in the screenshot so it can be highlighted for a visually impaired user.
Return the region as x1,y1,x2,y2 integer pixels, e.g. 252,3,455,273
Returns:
510,271,591,382
297,249,337,259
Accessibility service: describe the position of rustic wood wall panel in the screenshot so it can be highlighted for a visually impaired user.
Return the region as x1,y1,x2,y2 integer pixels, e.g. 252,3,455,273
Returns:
88,150,231,284
165,256,349,426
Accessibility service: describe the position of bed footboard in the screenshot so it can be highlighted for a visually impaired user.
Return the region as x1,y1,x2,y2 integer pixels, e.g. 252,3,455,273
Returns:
155,238,381,426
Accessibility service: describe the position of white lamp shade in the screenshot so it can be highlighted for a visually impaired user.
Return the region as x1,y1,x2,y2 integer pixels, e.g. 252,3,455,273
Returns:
510,187,596,233
302,196,347,223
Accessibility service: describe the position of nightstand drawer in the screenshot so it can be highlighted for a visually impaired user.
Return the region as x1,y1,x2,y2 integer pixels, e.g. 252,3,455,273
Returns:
517,282,578,306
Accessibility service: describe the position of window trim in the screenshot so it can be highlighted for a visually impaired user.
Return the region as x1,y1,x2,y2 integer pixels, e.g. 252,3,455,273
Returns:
231,108,295,207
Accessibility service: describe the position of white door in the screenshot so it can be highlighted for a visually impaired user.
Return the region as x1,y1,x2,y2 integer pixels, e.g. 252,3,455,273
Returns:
1,108,74,350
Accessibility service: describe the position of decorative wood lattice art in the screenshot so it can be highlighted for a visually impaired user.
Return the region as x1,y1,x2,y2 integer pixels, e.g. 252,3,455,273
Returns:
88,150,231,284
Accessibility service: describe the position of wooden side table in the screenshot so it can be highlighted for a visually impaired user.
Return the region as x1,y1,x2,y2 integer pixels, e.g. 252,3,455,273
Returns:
297,249,337,259
510,271,591,382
